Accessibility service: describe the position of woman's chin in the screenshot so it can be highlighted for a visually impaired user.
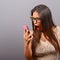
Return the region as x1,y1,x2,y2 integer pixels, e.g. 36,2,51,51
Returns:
34,24,39,26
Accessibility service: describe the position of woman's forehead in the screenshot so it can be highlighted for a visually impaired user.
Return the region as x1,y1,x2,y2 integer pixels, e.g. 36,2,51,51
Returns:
33,11,40,18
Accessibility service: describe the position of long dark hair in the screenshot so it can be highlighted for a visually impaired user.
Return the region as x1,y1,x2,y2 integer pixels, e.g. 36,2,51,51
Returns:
31,4,60,57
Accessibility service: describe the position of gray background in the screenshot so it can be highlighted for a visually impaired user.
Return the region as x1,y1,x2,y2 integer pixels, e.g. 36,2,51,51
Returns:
0,0,60,60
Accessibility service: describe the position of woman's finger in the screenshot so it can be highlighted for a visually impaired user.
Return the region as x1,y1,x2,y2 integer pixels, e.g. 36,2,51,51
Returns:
26,32,33,41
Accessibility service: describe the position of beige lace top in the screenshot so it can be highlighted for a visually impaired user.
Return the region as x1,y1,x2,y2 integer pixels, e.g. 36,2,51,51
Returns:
34,26,60,60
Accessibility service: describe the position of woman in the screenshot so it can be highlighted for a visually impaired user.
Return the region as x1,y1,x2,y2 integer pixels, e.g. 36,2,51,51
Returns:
24,4,60,60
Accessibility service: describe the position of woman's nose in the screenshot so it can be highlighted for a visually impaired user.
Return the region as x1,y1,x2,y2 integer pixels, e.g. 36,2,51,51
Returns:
34,20,37,23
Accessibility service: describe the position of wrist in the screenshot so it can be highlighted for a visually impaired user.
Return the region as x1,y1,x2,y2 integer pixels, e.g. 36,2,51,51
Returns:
24,40,31,47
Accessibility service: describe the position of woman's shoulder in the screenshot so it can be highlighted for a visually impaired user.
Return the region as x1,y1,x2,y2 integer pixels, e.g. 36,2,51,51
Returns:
56,25,60,30
55,25,60,34
53,25,60,38
53,25,60,32
55,25,60,40
56,26,60,48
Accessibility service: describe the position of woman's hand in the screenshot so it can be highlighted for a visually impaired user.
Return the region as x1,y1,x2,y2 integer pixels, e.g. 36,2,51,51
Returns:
24,29,33,45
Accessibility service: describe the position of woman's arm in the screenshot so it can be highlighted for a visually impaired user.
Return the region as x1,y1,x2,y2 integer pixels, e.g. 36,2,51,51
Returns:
57,26,60,47
24,40,33,60
56,26,60,53
24,30,33,60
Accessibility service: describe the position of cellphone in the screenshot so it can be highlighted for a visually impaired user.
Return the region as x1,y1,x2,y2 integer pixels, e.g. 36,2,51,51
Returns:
23,25,29,32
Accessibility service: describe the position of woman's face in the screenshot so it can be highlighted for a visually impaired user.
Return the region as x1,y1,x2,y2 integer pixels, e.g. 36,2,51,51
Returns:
32,11,42,27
